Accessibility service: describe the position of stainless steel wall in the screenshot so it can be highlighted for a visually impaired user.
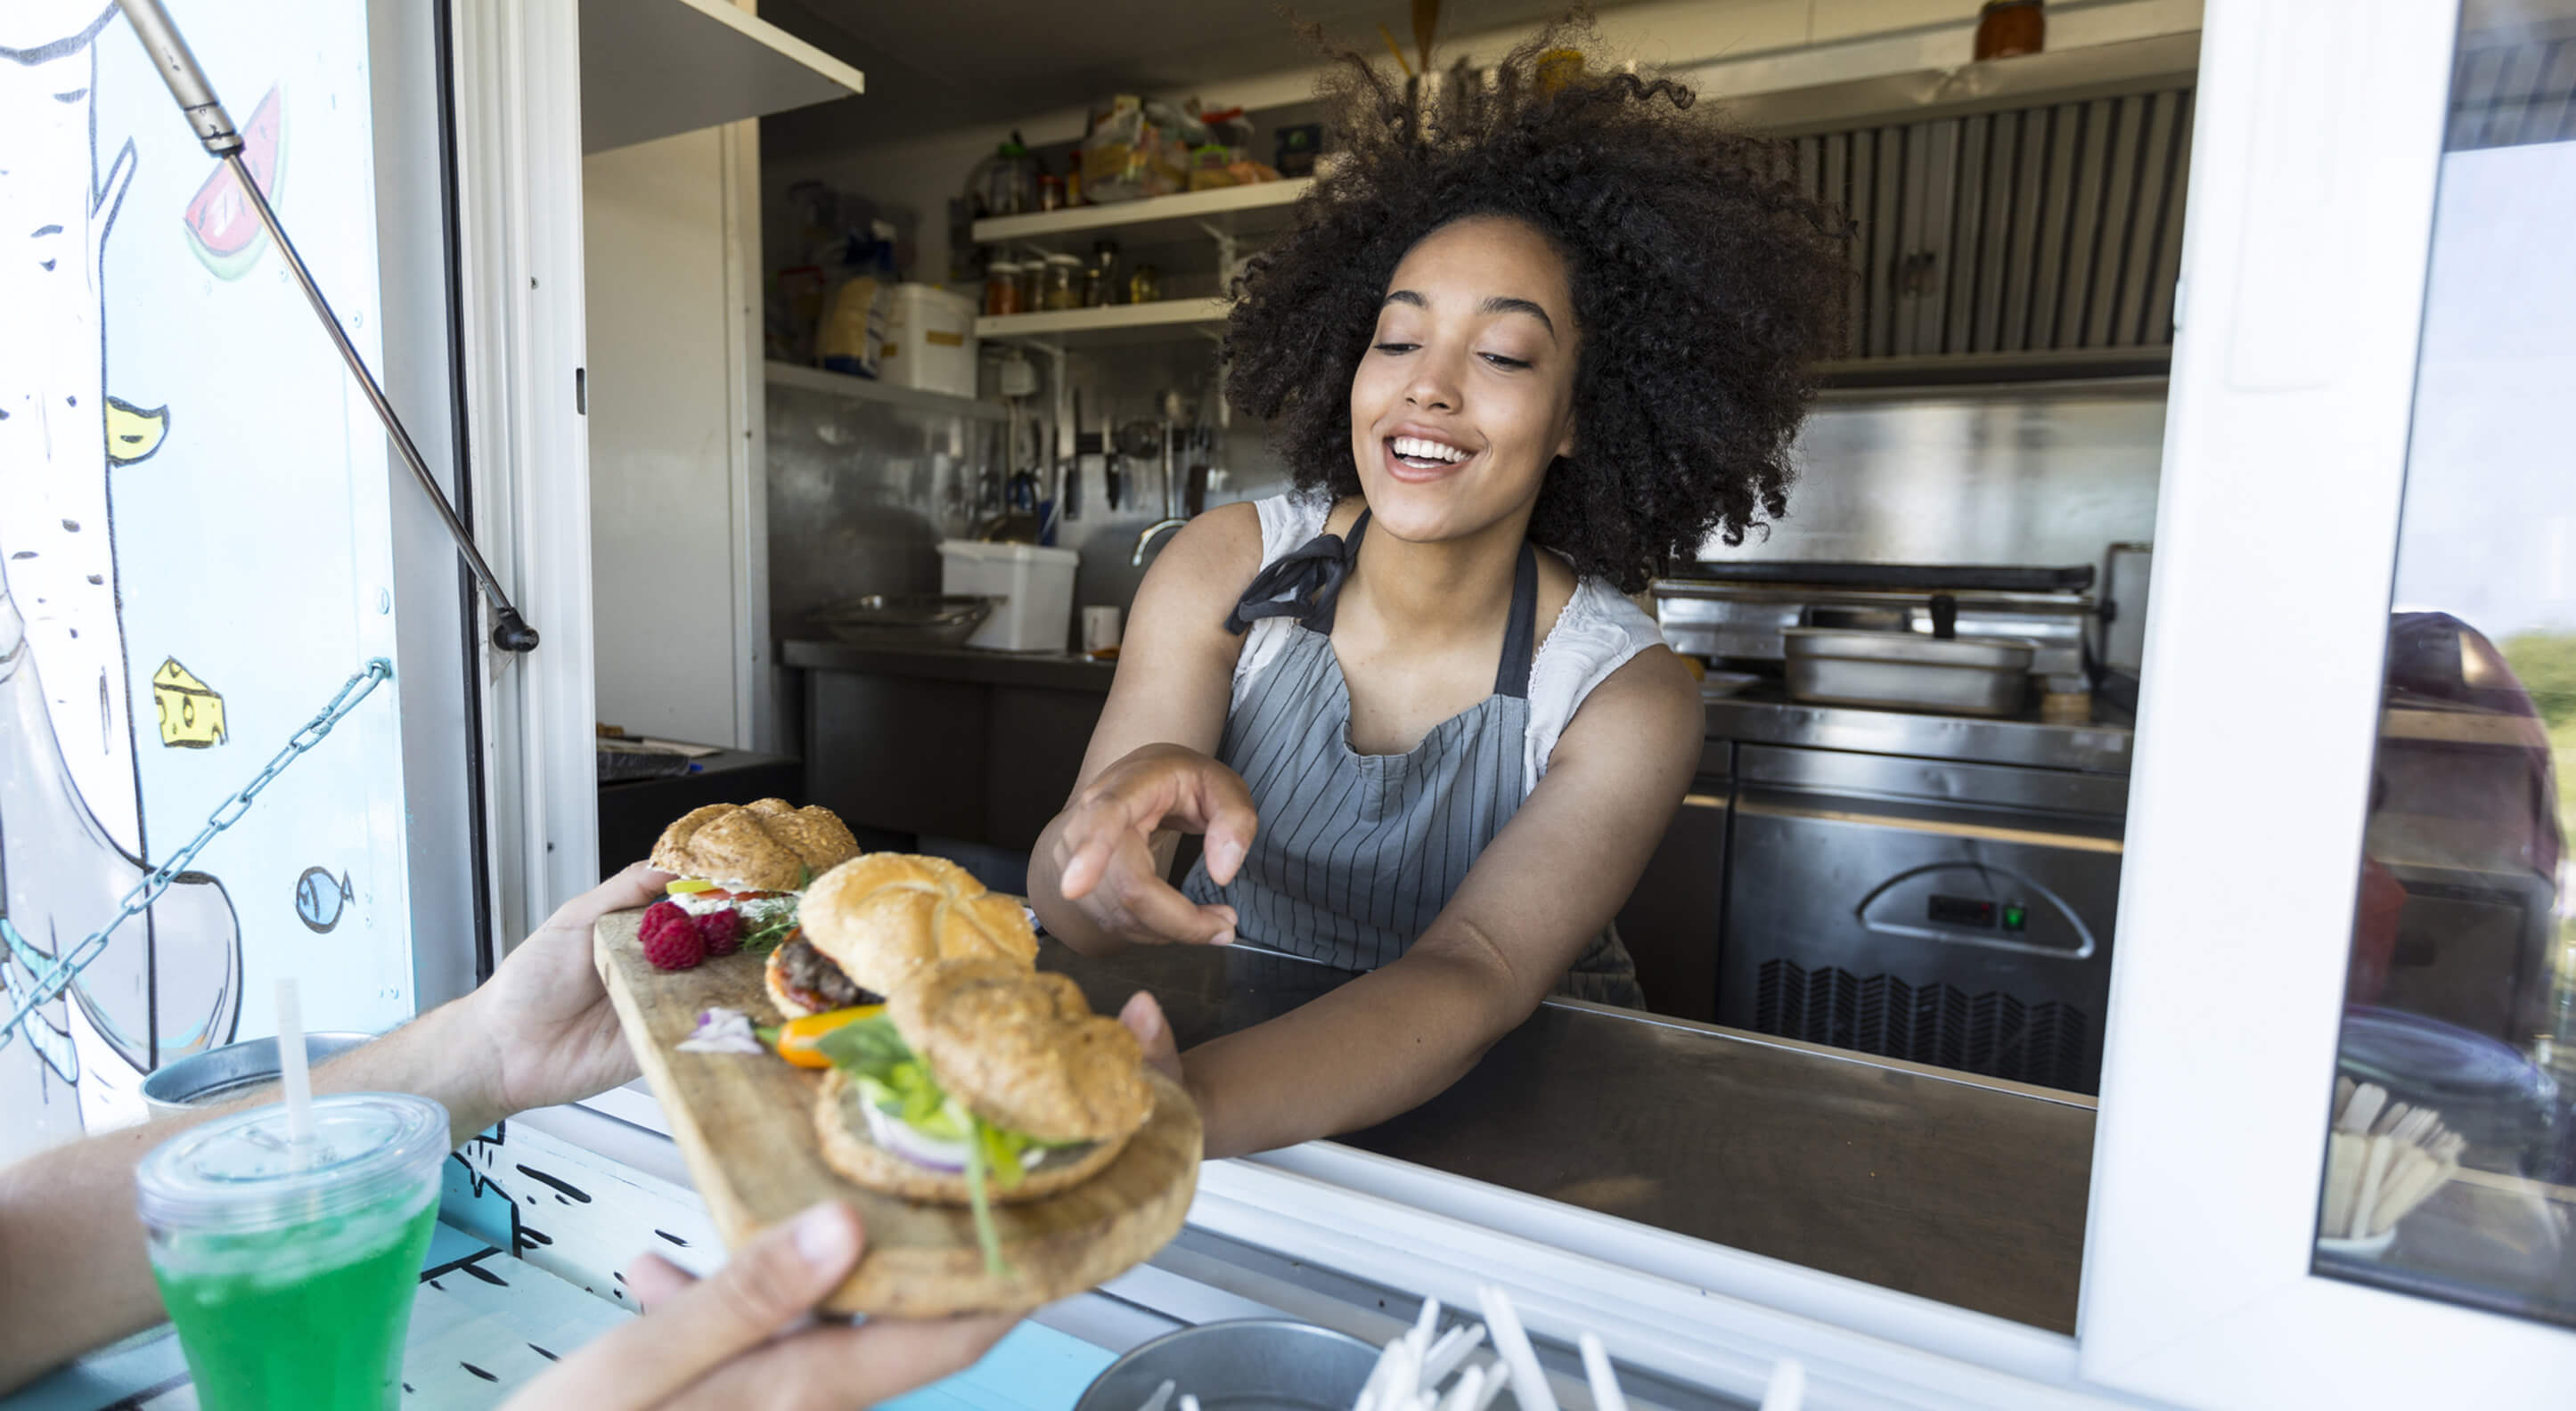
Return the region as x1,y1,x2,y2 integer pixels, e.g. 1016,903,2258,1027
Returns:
1699,381,2167,570
767,377,2167,624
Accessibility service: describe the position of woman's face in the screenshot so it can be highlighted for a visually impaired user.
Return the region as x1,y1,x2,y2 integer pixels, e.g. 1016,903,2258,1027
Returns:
1347,216,1579,546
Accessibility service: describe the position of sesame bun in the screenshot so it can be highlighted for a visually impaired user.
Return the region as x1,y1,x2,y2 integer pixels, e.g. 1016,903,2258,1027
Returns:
649,800,859,893
797,854,1037,999
893,960,1151,1145
813,1069,1131,1205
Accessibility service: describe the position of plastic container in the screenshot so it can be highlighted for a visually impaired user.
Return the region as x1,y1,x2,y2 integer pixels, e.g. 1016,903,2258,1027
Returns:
881,283,979,398
939,540,1079,652
1075,1319,1378,1409
137,1093,449,1411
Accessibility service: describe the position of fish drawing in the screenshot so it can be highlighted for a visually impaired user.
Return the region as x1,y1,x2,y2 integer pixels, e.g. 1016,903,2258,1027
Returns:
294,867,353,934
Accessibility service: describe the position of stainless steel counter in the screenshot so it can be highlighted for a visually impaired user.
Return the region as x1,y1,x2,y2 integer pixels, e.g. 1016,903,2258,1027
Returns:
781,637,1116,692
1703,687,2134,775
1040,938,2095,1334
783,638,2137,779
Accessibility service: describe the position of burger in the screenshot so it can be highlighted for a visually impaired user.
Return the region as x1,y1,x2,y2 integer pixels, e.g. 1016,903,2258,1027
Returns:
640,800,860,968
765,852,1038,1018
809,958,1153,1270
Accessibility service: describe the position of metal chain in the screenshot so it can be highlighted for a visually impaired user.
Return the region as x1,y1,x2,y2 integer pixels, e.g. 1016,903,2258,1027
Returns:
0,657,395,1050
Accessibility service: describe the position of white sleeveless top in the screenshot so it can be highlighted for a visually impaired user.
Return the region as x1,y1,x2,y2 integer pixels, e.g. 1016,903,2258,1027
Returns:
1229,493,1667,797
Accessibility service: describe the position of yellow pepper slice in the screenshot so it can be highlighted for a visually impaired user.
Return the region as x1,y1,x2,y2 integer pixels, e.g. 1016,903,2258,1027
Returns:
773,1005,884,1069
666,878,718,894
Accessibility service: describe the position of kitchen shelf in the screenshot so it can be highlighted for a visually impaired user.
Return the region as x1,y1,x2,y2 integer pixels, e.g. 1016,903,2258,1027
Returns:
975,298,1229,347
1726,33,2200,137
579,0,864,154
763,361,1003,421
972,179,1314,252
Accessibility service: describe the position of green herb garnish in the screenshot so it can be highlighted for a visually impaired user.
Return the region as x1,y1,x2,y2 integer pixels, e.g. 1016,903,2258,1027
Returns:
737,895,803,954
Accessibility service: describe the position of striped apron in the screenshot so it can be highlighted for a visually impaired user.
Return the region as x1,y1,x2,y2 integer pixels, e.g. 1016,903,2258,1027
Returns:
1181,511,1643,1007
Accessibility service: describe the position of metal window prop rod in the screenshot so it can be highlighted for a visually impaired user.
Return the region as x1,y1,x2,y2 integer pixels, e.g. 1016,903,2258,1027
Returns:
119,0,539,653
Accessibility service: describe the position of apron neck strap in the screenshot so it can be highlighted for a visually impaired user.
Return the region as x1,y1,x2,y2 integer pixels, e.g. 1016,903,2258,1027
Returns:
1492,542,1541,699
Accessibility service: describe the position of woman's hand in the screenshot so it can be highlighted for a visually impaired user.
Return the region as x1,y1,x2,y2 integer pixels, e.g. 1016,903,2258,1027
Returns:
1044,744,1256,949
499,1202,1012,1409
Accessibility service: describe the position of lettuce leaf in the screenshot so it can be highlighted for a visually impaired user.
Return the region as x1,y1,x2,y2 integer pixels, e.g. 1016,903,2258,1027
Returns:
817,1014,1023,1273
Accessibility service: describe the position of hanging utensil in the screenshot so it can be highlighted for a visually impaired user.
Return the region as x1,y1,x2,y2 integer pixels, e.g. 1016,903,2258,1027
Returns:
1412,0,1440,78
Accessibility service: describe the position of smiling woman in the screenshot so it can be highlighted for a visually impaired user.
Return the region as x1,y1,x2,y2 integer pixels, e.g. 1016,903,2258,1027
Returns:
1026,18,1853,1162
1226,21,1852,589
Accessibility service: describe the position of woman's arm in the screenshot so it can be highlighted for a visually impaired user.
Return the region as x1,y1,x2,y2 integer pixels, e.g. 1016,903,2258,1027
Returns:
1029,504,1264,956
1178,646,1704,1159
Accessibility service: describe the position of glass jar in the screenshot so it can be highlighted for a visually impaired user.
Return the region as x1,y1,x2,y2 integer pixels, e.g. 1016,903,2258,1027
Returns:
1041,253,1081,311
984,260,1022,317
1974,0,2045,61
1038,174,1064,212
1127,263,1162,306
1086,240,1121,306
1015,261,1043,314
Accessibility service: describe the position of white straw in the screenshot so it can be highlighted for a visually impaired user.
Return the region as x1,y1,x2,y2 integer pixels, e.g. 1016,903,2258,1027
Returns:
1421,1323,1485,1387
1475,1286,1557,1411
1579,1334,1628,1411
1759,1358,1808,1411
274,978,314,1147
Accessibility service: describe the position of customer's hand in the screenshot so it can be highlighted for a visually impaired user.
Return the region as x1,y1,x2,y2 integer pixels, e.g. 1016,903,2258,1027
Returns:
500,1202,1012,1409
1048,744,1255,947
459,862,673,1128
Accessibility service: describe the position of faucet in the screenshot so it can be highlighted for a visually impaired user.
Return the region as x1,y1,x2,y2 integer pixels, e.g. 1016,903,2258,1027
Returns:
1133,518,1188,567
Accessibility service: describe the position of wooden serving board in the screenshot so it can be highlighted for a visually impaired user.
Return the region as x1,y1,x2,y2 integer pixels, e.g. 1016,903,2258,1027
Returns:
593,907,1201,1317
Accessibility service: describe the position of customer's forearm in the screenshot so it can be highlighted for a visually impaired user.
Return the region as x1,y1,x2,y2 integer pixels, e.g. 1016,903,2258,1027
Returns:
0,999,494,1393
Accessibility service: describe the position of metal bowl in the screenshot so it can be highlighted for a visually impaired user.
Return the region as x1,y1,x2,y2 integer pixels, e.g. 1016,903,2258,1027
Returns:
1075,1319,1381,1411
140,1032,374,1120
808,593,997,648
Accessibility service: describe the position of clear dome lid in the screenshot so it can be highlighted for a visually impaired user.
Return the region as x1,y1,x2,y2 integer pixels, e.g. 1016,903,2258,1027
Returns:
135,1092,448,1234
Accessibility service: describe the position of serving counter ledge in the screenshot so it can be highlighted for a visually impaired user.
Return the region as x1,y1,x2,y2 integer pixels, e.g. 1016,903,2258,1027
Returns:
1036,938,2096,1336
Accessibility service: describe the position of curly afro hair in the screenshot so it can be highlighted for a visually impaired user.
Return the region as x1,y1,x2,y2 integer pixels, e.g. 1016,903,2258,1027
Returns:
1223,20,1852,592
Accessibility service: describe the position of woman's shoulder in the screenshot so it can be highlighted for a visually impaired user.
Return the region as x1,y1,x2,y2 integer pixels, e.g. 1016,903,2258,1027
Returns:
1542,577,1667,665
1525,575,1690,779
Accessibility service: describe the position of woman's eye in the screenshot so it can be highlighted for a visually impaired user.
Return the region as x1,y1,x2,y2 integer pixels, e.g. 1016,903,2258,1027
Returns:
1481,353,1532,371
1373,340,1419,355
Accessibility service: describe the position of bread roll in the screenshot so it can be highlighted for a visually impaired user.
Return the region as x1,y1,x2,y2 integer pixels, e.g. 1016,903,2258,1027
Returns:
650,799,860,893
797,854,1037,999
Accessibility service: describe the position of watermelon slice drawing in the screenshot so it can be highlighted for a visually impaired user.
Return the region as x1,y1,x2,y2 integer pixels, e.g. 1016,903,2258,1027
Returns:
183,86,285,280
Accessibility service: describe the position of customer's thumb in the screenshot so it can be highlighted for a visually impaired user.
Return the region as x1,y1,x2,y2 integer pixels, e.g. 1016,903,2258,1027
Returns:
699,1201,863,1343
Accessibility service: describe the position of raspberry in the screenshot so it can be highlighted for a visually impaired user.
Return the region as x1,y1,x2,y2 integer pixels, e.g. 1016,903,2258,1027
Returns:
638,901,706,971
699,908,743,957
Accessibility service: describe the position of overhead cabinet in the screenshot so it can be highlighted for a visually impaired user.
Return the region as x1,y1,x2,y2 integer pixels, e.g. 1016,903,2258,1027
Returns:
578,0,864,153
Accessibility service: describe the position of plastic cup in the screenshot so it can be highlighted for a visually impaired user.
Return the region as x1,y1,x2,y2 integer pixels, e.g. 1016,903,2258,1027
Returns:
135,1092,449,1411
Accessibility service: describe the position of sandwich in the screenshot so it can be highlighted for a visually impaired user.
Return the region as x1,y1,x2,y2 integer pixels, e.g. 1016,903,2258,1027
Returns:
810,958,1153,1271
765,852,1037,1018
638,800,860,969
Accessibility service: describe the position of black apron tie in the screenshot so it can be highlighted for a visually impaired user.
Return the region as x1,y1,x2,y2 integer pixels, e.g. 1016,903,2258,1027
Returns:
1223,510,1370,637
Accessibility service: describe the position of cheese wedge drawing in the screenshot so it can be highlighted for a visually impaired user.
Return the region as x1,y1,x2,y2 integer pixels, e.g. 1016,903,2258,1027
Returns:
104,397,168,465
152,658,226,748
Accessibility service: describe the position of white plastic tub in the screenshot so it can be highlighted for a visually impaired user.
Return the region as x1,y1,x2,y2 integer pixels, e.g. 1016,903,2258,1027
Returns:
880,283,978,398
938,540,1079,652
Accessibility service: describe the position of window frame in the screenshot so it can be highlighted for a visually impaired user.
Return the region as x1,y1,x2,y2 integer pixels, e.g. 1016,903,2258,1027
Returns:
2076,0,2576,1401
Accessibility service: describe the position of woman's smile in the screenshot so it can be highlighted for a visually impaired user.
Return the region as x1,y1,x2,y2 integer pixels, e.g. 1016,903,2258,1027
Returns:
1381,426,1482,483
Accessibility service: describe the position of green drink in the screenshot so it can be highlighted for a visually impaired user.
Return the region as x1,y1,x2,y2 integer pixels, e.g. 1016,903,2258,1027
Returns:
136,1093,449,1411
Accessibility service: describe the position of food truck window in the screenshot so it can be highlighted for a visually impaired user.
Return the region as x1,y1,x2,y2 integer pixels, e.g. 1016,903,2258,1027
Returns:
2314,1,2576,1327
0,0,475,1163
